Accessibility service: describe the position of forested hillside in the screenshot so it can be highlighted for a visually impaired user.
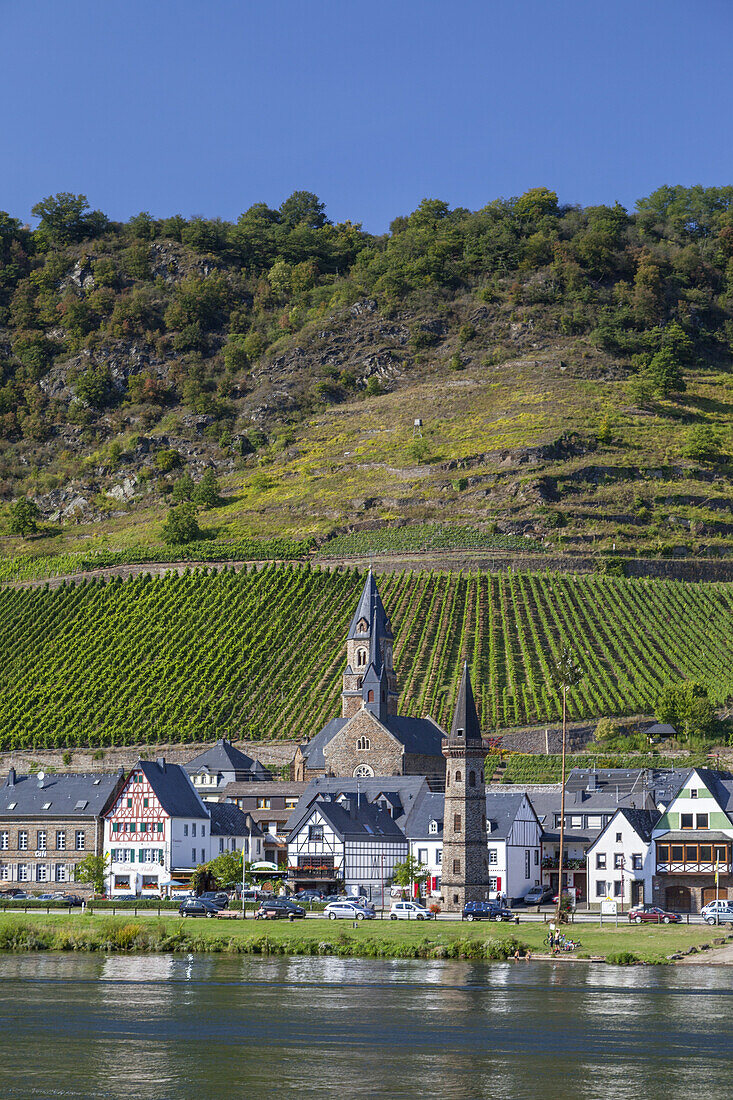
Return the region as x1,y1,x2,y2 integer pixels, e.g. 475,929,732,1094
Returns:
1,185,733,559
0,565,731,749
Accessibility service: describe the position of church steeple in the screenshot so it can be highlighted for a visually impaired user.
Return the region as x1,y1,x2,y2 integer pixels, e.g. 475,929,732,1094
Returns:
342,570,398,719
449,661,482,746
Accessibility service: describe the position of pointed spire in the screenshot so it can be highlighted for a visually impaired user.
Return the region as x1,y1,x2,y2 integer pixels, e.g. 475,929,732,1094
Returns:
450,661,482,745
347,569,393,641
367,593,381,673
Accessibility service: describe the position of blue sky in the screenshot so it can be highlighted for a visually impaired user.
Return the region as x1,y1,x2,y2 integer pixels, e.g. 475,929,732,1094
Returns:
2,0,732,232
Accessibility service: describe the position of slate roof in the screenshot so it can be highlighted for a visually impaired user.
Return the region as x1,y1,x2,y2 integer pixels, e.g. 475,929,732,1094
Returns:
692,768,733,815
208,801,264,839
300,713,445,769
346,570,393,642
289,775,429,832
0,771,123,818
586,807,658,851
184,739,271,780
449,662,482,746
655,829,732,842
403,789,444,839
139,760,208,819
485,791,536,840
288,796,407,842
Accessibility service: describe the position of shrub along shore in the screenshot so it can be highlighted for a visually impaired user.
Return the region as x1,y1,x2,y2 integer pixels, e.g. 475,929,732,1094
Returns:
0,914,730,965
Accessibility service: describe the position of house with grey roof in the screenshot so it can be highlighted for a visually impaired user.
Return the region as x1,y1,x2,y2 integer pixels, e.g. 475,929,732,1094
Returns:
286,793,408,902
104,758,262,896
652,767,733,913
185,739,271,800
0,768,125,893
586,807,658,910
219,781,307,865
291,571,446,784
530,767,686,906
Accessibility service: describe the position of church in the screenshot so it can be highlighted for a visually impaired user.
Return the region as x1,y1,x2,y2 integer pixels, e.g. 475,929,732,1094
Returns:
292,571,447,784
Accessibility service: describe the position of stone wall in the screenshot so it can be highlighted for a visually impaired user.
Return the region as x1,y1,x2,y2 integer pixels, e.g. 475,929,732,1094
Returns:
0,739,298,781
324,711,403,778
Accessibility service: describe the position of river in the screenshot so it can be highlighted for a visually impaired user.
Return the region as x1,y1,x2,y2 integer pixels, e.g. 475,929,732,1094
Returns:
0,954,731,1099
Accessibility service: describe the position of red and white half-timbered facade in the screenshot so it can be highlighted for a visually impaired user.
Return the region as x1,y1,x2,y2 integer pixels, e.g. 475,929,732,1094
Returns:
104,759,209,895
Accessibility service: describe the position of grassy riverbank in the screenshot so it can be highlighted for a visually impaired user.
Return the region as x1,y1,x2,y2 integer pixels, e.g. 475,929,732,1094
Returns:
0,913,730,965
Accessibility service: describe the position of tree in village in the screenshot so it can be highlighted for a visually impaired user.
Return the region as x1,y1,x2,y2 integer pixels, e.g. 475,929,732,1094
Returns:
207,849,245,890
390,855,429,897
190,863,217,895
8,496,40,537
73,853,109,895
549,646,584,924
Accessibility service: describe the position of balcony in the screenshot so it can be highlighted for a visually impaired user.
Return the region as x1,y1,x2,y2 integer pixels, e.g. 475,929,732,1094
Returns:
542,856,586,871
656,862,732,876
288,864,339,880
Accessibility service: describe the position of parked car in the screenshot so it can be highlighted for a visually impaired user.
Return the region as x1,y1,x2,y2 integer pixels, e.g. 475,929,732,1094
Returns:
0,890,29,900
389,901,435,921
49,893,83,906
325,900,376,920
322,894,349,905
35,894,55,901
199,891,228,909
179,898,222,918
521,885,554,906
628,905,681,924
295,890,325,902
254,898,306,921
701,900,733,925
463,901,514,922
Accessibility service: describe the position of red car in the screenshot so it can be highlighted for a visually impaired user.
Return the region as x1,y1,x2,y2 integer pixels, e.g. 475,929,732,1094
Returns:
628,905,681,924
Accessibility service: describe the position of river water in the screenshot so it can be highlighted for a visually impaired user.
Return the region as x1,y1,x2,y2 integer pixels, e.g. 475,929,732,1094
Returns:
0,954,731,1099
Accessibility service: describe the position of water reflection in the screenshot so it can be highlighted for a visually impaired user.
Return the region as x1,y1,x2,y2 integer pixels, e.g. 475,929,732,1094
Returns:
0,954,731,1100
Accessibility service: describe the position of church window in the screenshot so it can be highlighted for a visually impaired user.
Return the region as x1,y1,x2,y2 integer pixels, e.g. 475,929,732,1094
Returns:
455,771,462,784
357,618,368,633
469,771,476,787
446,770,450,788
357,678,363,689
457,728,464,738
356,737,371,751
381,690,385,702
454,814,462,833
353,764,374,778
453,860,461,875
357,649,367,666
367,690,374,703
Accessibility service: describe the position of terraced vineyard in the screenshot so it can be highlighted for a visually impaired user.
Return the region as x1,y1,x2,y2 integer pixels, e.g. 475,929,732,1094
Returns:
0,565,732,749
315,524,542,558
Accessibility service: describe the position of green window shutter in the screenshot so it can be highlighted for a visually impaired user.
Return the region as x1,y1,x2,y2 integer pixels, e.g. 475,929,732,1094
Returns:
139,849,145,862
129,850,135,862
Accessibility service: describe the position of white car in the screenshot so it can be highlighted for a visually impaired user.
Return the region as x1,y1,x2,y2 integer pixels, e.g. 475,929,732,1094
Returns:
389,901,434,920
323,900,375,920
701,899,733,925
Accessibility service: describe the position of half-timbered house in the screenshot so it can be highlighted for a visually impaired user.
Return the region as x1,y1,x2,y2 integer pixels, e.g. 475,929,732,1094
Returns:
652,768,733,913
105,758,210,895
286,794,407,904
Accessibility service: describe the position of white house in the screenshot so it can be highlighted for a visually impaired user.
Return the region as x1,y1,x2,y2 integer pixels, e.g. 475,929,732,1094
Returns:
485,791,543,902
586,808,657,910
404,789,444,896
104,758,262,896
286,794,407,904
184,739,270,801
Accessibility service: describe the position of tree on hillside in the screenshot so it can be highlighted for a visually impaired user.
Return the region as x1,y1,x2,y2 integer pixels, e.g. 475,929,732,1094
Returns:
682,425,724,463
193,468,221,510
161,502,200,545
644,347,685,397
279,191,328,228
8,497,40,537
31,192,107,245
171,472,195,503
656,681,716,740
73,853,109,895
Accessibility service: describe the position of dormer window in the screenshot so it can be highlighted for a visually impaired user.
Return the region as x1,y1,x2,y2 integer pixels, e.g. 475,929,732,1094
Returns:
357,618,368,633
429,819,438,835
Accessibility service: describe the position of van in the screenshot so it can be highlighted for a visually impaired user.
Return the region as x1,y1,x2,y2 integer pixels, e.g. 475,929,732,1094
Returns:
701,899,733,925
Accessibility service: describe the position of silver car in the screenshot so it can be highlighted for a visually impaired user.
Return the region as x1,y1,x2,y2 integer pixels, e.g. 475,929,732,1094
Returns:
323,899,376,920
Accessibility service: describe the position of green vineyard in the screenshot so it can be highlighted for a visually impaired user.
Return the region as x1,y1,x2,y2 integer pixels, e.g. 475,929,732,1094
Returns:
0,565,732,750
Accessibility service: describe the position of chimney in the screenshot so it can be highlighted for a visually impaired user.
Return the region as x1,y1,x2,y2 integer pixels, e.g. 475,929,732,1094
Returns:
7,768,15,787
341,798,352,815
157,757,166,770
587,773,598,792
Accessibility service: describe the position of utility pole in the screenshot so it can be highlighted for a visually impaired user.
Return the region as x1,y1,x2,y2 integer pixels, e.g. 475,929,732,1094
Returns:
551,646,583,926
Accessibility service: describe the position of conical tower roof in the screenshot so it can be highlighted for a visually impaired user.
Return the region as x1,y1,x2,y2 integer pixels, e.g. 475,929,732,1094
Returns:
346,569,393,641
449,662,482,746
